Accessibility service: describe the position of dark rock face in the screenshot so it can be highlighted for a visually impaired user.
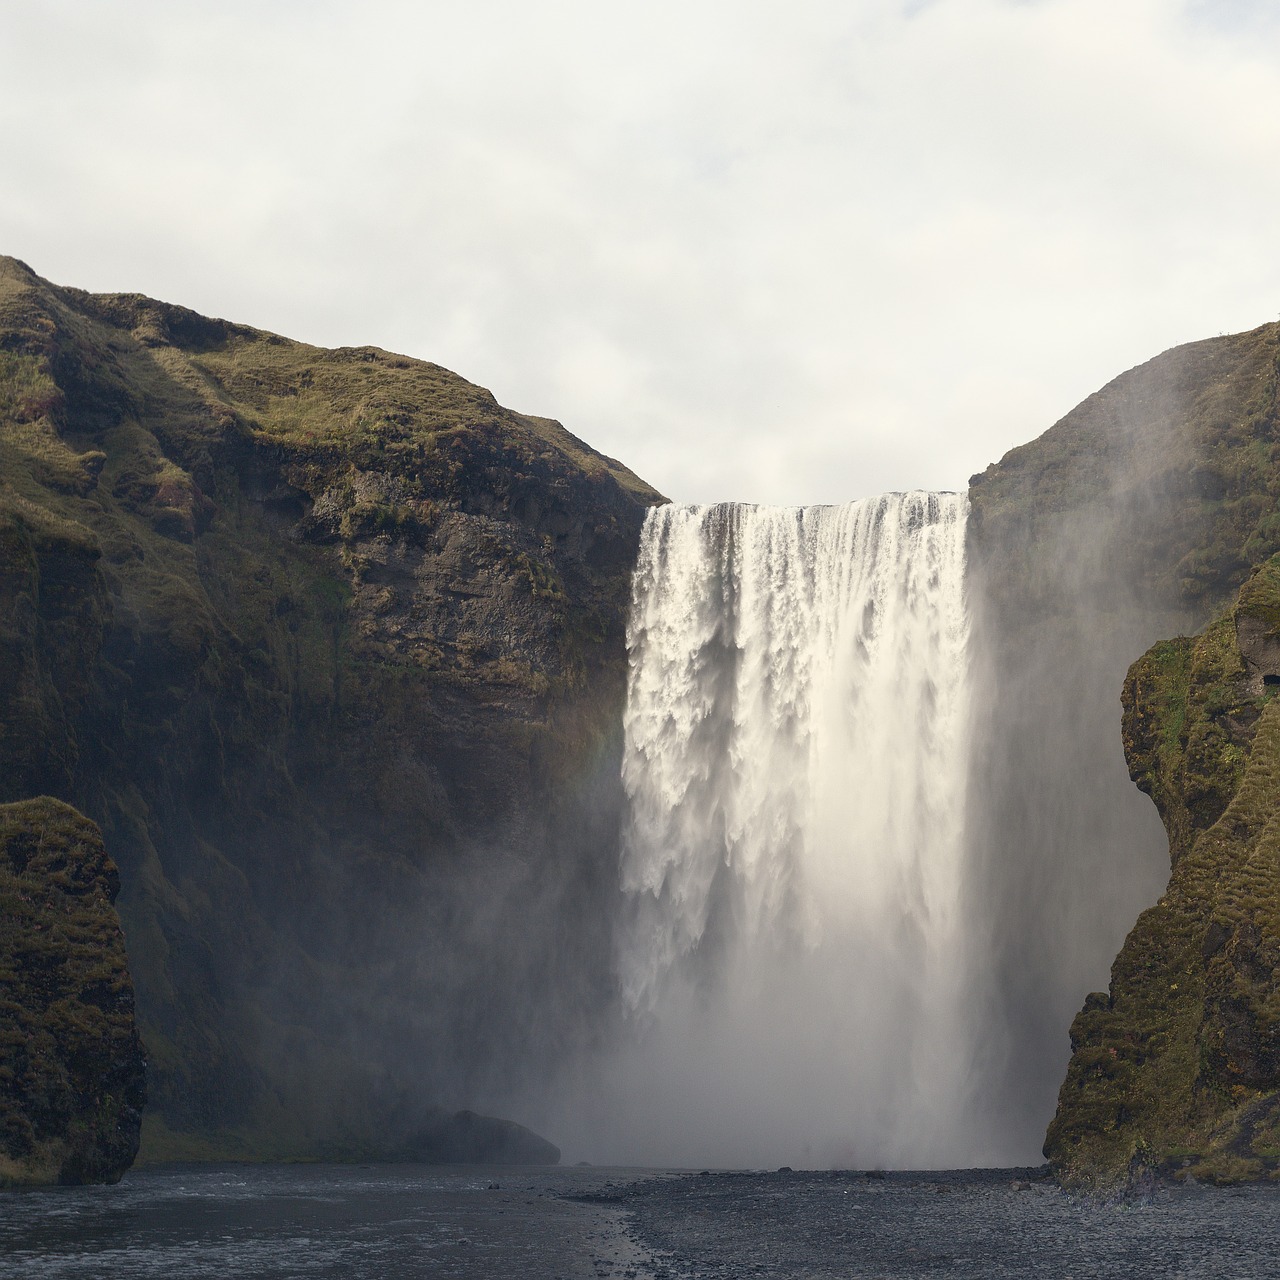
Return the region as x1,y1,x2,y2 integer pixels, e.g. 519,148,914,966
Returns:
392,1109,561,1165
0,256,663,1161
966,319,1280,1156
968,322,1280,1188
0,797,146,1186
1045,559,1280,1187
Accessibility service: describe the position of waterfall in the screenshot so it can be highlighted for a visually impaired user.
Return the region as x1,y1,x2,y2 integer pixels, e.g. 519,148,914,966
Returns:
612,492,978,1169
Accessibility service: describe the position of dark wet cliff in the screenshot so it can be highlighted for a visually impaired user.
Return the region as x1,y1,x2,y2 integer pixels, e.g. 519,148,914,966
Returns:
0,256,663,1166
965,318,1280,1186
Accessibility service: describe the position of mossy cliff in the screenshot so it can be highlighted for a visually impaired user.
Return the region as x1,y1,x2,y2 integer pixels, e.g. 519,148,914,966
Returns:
970,320,1280,613
0,797,145,1186
1045,558,1280,1188
966,320,1280,1162
0,256,662,1165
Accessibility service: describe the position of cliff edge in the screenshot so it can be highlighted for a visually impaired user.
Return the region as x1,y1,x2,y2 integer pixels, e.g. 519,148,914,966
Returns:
967,317,1280,1162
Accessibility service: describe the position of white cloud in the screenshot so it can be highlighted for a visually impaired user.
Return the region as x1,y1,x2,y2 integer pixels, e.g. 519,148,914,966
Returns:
3,0,1280,503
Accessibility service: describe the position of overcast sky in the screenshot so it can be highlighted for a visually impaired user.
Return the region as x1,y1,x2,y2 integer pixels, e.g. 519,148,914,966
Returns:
3,0,1280,504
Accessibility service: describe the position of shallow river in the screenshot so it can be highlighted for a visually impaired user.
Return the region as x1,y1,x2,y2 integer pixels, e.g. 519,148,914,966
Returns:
1,1164,1277,1278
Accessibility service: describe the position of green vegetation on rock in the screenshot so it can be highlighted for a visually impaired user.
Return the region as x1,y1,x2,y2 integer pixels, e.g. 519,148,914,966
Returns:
0,797,145,1186
1045,555,1280,1189
970,320,1280,615
0,255,663,1163
967,319,1280,1174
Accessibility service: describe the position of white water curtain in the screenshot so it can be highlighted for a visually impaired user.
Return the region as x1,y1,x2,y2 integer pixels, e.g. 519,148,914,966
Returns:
613,493,978,1168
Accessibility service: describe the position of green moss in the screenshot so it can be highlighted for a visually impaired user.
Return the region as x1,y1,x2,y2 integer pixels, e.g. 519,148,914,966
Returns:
0,350,61,424
0,255,659,1162
0,797,146,1186
1235,554,1280,632
1049,557,1280,1189
513,550,567,604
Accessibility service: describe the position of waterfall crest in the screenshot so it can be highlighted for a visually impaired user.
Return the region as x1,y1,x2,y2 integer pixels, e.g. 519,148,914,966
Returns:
613,492,978,1168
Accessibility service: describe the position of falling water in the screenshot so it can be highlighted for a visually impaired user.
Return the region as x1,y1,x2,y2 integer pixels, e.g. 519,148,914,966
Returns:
612,492,978,1168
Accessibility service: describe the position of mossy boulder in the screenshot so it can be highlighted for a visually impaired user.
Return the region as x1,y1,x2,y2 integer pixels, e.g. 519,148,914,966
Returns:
0,797,146,1186
1045,555,1280,1189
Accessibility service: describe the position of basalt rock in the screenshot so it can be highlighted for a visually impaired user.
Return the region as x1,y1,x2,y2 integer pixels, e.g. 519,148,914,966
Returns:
0,255,663,1162
0,797,146,1186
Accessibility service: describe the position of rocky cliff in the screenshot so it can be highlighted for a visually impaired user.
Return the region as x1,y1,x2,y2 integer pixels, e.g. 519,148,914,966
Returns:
0,256,663,1164
965,317,1280,1185
0,797,145,1185
1044,558,1280,1187
11,250,1280,1185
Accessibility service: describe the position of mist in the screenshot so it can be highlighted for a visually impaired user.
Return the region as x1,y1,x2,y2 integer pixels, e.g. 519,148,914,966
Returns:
38,306,1265,1178
489,334,1270,1171
509,494,984,1168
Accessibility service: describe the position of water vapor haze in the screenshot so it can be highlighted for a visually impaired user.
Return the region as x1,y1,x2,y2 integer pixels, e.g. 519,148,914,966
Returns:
539,495,984,1169
960,335,1256,1153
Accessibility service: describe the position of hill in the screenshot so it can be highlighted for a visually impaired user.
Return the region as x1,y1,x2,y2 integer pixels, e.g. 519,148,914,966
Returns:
0,255,662,1165
966,318,1280,1185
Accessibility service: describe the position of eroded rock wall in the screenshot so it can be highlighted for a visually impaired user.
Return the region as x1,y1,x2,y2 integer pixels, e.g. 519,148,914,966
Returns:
966,320,1280,1161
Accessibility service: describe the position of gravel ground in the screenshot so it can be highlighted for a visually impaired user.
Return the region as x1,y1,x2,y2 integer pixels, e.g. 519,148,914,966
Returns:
3,1163,1279,1278
613,1167,1280,1279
